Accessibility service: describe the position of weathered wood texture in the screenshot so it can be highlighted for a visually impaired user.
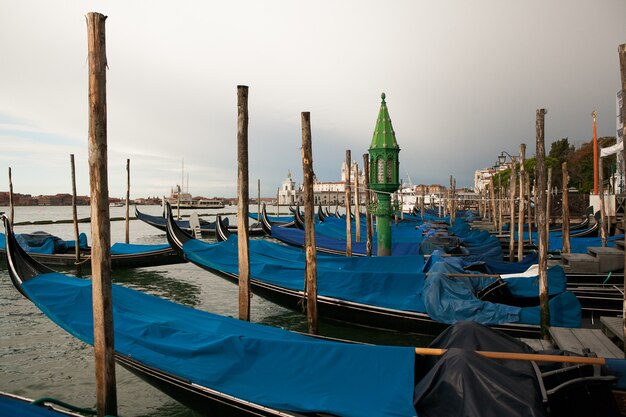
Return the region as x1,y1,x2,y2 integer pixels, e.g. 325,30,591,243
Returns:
535,108,550,340
86,12,117,417
354,163,361,242
345,150,352,256
598,154,607,246
363,154,373,257
618,43,626,355
301,112,318,334
8,167,14,227
125,158,130,244
508,158,517,261
517,143,526,261
70,154,82,276
562,162,571,253
236,85,251,321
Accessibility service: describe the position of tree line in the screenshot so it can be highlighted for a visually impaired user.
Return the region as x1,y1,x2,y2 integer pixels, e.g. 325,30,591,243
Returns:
493,136,617,194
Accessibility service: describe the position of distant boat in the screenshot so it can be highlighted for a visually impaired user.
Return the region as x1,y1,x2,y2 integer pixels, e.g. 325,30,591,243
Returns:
167,186,225,209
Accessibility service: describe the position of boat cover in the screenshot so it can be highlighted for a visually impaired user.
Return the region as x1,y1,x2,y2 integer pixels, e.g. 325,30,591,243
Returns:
2,232,88,255
270,226,422,256
0,394,76,417
423,262,581,327
414,321,547,417
109,243,170,255
184,238,427,311
21,272,417,417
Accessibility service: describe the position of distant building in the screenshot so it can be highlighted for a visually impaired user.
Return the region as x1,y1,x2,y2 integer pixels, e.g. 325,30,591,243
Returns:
277,163,367,206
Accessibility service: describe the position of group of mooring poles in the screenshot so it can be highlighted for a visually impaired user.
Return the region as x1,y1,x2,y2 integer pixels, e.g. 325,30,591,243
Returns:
17,14,626,417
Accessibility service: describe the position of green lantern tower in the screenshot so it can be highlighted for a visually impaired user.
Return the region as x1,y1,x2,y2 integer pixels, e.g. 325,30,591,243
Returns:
368,92,400,256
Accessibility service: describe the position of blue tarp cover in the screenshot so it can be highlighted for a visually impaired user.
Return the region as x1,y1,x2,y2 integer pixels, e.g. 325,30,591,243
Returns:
110,243,170,255
270,226,422,256
184,238,427,312
423,262,580,327
0,394,73,417
10,232,88,254
22,273,417,417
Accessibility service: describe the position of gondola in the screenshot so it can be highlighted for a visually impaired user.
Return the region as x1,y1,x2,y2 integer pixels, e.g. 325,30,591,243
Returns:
135,206,265,236
5,213,624,417
0,391,86,417
135,206,222,234
0,231,184,270
168,205,581,339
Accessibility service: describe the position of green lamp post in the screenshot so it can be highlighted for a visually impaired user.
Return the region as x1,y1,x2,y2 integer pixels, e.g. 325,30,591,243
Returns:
368,92,400,256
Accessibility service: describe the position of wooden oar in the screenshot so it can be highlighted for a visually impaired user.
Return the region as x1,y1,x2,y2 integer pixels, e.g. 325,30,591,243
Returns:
415,347,606,365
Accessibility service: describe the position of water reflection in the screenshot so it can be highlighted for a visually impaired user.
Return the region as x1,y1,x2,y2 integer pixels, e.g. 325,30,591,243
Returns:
113,267,201,307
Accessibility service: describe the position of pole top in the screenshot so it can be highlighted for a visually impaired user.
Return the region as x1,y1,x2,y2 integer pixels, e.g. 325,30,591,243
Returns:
592,110,597,121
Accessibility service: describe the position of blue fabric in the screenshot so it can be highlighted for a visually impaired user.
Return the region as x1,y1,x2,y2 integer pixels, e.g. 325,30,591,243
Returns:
110,243,170,255
422,262,580,327
14,232,66,254
0,395,73,417
249,212,294,223
271,225,422,256
605,358,626,390
183,238,427,312
65,233,88,250
22,272,416,417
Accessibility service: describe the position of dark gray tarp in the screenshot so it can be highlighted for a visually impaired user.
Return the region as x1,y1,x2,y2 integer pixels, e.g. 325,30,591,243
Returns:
414,322,547,417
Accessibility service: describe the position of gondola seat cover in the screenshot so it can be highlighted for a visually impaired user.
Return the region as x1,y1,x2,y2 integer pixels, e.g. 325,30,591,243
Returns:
21,272,417,417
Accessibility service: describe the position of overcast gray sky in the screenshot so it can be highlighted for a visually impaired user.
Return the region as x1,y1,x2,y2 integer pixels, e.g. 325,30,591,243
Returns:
1,0,625,198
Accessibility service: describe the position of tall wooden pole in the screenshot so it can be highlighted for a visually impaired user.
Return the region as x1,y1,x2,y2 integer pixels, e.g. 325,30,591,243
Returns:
344,150,352,256
498,175,503,234
276,187,280,216
354,163,361,242
8,167,14,228
363,154,373,257
125,158,130,244
517,144,526,261
508,158,517,262
236,85,251,321
593,111,599,195
535,108,550,340
599,154,608,247
562,162,571,254
617,42,626,356
70,154,82,277
489,177,497,229
546,167,552,253
526,173,533,246
86,13,117,417
301,112,318,334
257,179,261,223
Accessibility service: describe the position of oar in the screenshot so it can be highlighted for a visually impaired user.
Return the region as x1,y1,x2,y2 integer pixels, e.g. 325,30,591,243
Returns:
415,346,626,388
415,347,607,365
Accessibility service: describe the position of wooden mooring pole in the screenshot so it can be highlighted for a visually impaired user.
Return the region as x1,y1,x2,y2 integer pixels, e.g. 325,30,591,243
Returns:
354,162,361,242
618,42,626,356
598,152,607,247
237,85,251,321
562,162,571,254
535,108,550,340
344,150,352,256
517,144,526,261
8,167,14,227
301,112,318,334
363,154,373,256
125,158,130,244
70,154,82,277
508,158,517,262
546,167,552,253
86,12,117,417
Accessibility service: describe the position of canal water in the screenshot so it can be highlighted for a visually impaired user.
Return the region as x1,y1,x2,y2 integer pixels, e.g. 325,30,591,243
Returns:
0,205,432,416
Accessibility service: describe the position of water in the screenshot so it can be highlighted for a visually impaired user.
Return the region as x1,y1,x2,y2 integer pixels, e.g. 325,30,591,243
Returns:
0,205,432,416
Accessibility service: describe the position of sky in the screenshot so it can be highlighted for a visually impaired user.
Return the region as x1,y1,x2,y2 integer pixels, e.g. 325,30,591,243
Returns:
1,1,625,199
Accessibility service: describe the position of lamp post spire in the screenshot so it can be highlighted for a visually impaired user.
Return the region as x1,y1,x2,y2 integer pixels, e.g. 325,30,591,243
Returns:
368,93,401,256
